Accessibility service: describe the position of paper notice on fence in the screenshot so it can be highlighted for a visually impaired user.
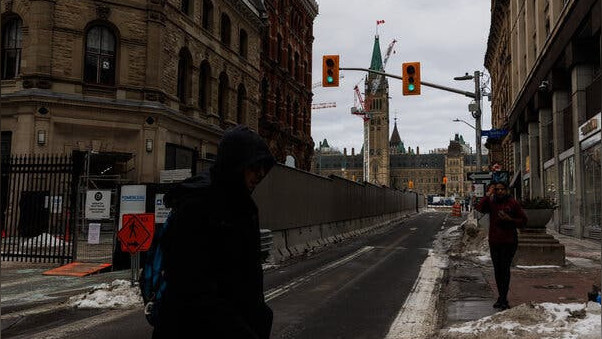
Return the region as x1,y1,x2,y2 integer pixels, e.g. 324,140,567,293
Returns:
88,223,101,244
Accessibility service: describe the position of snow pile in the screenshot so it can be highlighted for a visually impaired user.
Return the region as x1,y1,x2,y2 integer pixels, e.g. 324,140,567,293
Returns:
441,300,601,338
69,279,143,309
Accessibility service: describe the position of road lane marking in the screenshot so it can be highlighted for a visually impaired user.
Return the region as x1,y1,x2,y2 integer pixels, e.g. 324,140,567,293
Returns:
384,248,448,339
265,246,374,302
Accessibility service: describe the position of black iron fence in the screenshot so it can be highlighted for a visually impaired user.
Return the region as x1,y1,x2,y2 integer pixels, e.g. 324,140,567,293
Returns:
1,154,81,263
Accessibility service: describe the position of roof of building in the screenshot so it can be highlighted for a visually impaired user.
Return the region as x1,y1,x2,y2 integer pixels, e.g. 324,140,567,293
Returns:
390,120,401,147
370,36,383,71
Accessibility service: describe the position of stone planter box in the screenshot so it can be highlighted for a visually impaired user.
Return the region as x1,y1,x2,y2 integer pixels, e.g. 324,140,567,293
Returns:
514,208,565,266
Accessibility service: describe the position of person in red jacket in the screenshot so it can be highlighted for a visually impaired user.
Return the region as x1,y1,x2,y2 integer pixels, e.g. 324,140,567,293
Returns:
475,181,527,310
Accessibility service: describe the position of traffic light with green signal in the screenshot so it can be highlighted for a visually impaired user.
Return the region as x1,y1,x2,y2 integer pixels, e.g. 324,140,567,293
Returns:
402,62,421,95
322,55,340,87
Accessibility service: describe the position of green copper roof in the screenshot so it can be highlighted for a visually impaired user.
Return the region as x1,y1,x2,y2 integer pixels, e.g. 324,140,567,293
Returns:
370,36,383,71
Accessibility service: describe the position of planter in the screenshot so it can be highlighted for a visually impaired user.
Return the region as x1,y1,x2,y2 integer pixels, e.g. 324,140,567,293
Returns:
523,208,554,229
514,208,565,266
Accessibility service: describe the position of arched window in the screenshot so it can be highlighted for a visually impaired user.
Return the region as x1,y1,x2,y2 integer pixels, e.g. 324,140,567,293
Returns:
218,72,229,126
293,101,299,130
220,13,231,46
275,90,281,120
1,17,22,80
202,0,213,31
239,29,248,58
198,61,211,112
177,48,192,104
294,52,299,80
236,84,246,124
84,25,116,85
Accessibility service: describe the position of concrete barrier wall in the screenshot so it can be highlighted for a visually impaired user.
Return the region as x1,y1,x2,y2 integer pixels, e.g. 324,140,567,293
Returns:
253,165,418,262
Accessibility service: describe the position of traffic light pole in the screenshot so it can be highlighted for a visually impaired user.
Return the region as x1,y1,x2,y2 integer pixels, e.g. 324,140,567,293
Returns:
340,67,483,170
339,67,477,99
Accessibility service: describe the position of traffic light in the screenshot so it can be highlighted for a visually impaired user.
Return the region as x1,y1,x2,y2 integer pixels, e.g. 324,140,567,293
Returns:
322,55,340,87
402,62,421,95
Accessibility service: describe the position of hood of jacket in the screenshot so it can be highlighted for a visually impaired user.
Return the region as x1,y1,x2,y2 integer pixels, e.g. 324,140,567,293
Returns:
210,125,275,189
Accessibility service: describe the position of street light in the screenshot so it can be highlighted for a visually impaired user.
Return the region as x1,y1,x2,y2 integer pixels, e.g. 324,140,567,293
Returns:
454,71,482,170
452,118,475,130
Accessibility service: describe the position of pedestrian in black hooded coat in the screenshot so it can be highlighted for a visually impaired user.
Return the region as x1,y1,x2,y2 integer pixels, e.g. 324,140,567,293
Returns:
153,125,275,338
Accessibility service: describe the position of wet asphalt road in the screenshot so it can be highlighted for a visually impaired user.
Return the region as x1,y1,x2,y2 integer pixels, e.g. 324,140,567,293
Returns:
3,211,452,339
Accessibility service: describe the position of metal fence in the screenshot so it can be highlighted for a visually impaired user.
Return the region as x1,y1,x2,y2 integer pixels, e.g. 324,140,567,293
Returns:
1,154,80,263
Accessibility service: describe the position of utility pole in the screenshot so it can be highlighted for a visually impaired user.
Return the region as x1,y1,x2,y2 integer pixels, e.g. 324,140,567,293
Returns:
473,71,482,170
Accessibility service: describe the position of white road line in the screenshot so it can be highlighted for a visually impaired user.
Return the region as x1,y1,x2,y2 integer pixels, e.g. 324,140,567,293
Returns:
384,249,448,339
265,246,374,302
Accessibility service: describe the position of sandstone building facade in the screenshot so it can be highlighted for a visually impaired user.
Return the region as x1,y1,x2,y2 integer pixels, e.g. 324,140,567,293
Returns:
1,0,317,182
485,0,600,239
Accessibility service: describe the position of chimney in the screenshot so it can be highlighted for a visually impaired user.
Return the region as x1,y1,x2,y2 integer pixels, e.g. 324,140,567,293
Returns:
416,146,420,155
344,147,347,155
352,148,355,156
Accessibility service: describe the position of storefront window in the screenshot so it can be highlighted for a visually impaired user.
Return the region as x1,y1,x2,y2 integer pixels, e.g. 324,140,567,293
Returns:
560,156,575,226
582,143,601,236
543,165,557,201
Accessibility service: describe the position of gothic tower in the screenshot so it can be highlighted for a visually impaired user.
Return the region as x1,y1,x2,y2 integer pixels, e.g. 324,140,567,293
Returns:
364,35,390,186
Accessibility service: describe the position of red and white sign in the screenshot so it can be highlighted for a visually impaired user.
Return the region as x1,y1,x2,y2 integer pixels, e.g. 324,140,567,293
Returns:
118,213,155,254
491,163,502,172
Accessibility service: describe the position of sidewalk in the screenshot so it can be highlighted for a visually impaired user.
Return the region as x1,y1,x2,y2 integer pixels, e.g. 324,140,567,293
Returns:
441,213,601,329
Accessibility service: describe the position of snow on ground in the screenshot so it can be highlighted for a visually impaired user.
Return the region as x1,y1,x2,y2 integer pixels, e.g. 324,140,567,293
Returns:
440,301,601,339
69,279,143,309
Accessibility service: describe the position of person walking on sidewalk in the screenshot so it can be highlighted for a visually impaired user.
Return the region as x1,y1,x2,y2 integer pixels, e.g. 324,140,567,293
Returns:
475,181,527,310
155,125,276,338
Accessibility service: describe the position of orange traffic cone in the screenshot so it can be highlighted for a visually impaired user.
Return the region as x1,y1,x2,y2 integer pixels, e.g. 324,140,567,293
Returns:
451,202,462,217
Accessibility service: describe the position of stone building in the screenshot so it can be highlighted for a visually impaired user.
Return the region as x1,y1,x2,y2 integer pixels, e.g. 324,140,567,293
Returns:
259,0,318,171
315,128,488,199
485,0,600,239
1,0,317,181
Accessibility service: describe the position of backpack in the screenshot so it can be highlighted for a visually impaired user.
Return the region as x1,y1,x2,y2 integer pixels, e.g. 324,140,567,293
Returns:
139,212,172,327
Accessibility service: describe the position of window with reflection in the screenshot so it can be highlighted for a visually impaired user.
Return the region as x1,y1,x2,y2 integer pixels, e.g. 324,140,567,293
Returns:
1,17,22,80
84,25,116,85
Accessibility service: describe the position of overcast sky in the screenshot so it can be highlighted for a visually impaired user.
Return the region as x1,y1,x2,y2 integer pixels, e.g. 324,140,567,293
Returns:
311,0,493,154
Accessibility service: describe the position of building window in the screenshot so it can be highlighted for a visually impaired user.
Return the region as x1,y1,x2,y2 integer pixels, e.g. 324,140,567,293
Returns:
220,13,231,46
1,17,22,80
218,72,229,127
239,29,248,58
198,61,211,112
236,84,246,124
181,0,192,15
84,25,116,85
177,49,192,104
202,0,213,31
165,143,195,172
261,78,269,119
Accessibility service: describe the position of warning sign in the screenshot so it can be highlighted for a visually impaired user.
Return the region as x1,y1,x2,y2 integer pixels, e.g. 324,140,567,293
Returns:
118,213,155,254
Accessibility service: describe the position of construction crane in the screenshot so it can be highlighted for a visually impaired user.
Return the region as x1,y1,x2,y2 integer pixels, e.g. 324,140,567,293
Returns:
351,85,370,121
312,74,344,89
311,102,336,109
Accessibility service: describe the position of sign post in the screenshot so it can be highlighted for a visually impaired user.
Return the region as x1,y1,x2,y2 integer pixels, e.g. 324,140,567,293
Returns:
118,213,155,285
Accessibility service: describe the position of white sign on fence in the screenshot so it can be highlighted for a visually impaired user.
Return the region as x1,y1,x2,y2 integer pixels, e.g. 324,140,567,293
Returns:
119,185,147,230
88,223,101,244
85,190,111,220
155,194,171,224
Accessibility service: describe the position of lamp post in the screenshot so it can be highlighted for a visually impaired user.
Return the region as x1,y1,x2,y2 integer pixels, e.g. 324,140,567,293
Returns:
454,71,482,170
452,118,475,130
